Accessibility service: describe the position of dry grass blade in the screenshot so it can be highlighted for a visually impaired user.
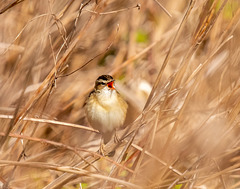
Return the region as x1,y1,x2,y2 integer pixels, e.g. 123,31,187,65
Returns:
19,5,94,118
144,0,196,110
85,3,141,15
153,0,172,18
0,0,24,14
127,0,196,182
1,0,240,188
131,143,183,176
0,160,141,189
0,114,98,132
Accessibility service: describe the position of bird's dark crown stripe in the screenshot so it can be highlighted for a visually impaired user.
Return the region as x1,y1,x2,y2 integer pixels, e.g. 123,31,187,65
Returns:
97,75,113,81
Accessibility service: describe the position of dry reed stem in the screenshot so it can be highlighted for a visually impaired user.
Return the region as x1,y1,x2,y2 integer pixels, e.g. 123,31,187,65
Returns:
0,160,140,188
1,0,240,188
0,114,98,132
128,0,196,182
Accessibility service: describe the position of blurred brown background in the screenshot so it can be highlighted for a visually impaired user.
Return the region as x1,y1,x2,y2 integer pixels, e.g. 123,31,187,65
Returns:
0,0,240,188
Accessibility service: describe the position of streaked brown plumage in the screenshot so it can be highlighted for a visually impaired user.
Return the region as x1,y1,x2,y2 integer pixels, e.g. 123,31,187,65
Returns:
85,75,128,144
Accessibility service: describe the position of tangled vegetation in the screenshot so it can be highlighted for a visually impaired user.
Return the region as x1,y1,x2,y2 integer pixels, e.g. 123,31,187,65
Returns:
0,0,240,188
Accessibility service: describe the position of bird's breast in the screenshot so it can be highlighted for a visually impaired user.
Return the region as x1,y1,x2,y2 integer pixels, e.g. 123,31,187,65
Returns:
85,93,127,134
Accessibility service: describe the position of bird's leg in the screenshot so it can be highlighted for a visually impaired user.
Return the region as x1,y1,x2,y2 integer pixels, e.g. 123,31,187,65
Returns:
99,137,106,156
114,129,121,144
99,135,116,157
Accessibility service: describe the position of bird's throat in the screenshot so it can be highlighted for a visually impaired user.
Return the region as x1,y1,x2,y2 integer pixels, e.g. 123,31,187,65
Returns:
96,89,118,109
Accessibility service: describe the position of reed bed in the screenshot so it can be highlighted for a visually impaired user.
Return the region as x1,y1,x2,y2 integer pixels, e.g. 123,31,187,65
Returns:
0,0,240,188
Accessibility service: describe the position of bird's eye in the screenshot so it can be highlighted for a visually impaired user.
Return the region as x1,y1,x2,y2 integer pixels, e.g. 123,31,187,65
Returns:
98,82,106,85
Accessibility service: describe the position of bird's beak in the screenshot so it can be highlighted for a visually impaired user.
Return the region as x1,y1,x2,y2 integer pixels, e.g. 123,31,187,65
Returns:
107,81,115,90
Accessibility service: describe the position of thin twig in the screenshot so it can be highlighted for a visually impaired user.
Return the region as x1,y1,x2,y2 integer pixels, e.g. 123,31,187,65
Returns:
0,114,99,133
67,0,92,44
84,4,141,15
0,131,134,174
2,14,49,54
153,0,172,18
0,160,141,189
11,0,100,129
0,0,24,14
143,0,196,110
58,24,119,78
212,159,227,189
131,143,183,176
126,0,196,183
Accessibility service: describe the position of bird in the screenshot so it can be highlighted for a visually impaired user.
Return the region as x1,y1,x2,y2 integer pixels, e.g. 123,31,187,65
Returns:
85,75,128,154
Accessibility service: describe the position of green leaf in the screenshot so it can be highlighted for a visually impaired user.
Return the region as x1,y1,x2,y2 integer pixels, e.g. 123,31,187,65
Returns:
173,184,182,189
136,30,148,43
223,1,239,19
81,183,88,189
